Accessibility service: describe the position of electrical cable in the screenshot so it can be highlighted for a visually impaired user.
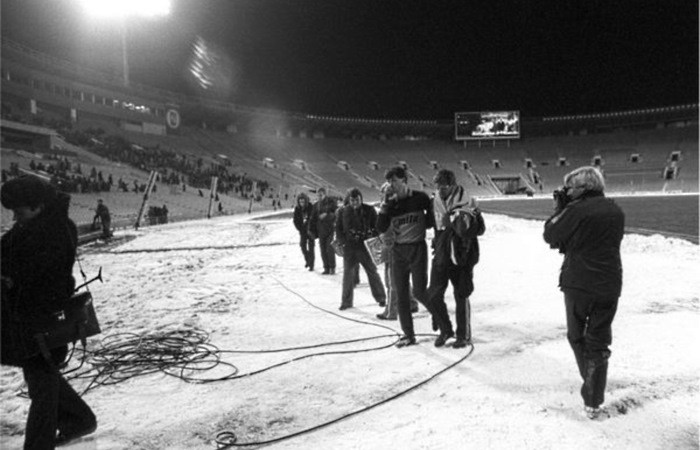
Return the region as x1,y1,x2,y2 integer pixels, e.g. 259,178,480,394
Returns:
270,275,402,335
65,328,231,395
109,242,288,255
52,274,474,448
213,277,476,448
63,274,406,392
64,329,401,395
215,344,475,448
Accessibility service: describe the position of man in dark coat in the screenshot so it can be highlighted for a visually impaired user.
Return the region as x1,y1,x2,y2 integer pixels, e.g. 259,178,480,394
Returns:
309,188,337,275
92,198,112,238
1,175,97,448
337,195,362,287
543,166,625,420
335,188,386,310
293,192,315,271
428,169,485,349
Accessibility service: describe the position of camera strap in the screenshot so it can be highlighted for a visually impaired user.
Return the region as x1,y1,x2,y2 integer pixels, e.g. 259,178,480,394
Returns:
34,223,94,370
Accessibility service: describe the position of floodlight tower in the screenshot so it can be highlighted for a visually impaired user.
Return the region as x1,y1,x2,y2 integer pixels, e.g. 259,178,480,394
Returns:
78,0,171,87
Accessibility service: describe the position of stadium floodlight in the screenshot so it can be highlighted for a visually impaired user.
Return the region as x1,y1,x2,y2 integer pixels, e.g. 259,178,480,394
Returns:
78,0,171,86
78,0,171,18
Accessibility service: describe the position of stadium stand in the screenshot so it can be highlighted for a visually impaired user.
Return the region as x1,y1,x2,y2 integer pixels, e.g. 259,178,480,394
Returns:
2,38,698,238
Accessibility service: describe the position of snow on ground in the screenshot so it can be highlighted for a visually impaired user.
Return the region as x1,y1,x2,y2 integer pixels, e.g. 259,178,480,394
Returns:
1,212,698,449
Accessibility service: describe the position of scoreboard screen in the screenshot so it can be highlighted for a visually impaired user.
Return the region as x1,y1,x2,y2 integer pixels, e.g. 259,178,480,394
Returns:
455,111,520,140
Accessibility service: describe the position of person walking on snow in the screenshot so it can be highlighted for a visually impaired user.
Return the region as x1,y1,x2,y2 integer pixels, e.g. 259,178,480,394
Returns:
309,188,337,275
376,166,452,348
335,188,386,310
543,166,625,420
427,169,485,348
293,192,315,271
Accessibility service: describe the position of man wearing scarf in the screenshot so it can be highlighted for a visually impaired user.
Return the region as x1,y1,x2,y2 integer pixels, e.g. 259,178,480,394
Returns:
428,169,485,348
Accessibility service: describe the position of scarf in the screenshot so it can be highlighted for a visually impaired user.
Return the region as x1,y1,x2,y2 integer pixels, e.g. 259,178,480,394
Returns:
433,185,476,231
433,185,477,264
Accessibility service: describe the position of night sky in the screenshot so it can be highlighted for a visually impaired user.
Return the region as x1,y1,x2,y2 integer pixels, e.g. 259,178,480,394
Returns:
1,0,698,119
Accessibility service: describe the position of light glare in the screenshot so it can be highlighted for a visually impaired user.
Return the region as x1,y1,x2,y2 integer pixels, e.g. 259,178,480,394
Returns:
79,0,171,18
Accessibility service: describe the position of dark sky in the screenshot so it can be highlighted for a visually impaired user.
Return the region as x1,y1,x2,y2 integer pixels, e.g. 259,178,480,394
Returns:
1,0,698,119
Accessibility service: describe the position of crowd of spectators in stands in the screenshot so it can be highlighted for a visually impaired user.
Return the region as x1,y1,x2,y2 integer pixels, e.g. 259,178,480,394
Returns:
2,107,281,207
61,128,272,200
1,156,114,194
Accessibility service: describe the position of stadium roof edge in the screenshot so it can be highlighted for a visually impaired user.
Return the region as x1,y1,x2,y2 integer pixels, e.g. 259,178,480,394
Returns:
2,38,698,126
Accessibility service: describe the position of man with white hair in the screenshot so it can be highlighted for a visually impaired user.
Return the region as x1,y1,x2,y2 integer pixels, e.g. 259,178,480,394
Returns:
544,166,625,420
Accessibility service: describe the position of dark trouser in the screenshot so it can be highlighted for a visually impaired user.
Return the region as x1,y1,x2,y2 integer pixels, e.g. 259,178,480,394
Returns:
429,263,474,340
318,234,336,271
101,219,111,238
299,232,315,269
564,290,619,408
381,253,418,318
391,242,449,338
341,246,386,307
22,348,96,450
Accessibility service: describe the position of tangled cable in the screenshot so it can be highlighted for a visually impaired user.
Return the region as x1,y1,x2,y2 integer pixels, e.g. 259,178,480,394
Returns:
63,327,400,397
53,276,475,448
66,328,236,395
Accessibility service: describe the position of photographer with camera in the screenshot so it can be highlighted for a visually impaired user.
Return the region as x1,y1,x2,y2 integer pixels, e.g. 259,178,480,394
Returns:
1,176,97,448
543,166,625,420
335,188,386,310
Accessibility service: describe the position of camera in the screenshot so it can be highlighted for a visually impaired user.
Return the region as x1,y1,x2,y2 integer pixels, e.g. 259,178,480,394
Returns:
350,228,369,243
553,186,571,211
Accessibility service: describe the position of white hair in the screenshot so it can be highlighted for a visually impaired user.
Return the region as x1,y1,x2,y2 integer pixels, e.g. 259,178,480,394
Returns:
564,166,606,193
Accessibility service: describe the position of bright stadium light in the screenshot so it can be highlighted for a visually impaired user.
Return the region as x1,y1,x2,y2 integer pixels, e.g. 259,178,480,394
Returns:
78,0,171,86
79,0,171,18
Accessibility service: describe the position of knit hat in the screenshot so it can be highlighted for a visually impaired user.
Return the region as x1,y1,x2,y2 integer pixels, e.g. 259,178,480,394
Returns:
1,175,56,210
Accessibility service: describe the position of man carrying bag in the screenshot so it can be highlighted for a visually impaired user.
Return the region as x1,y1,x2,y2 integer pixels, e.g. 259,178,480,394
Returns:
1,175,97,449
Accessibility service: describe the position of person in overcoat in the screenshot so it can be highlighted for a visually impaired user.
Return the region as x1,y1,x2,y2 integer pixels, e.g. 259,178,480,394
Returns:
543,166,625,420
309,188,337,274
1,176,97,448
293,192,315,271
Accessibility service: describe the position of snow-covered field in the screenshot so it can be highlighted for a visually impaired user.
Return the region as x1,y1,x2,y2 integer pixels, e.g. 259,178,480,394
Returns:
1,212,698,449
